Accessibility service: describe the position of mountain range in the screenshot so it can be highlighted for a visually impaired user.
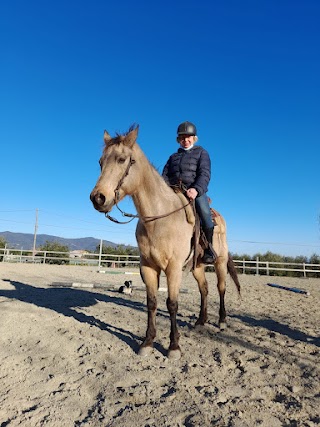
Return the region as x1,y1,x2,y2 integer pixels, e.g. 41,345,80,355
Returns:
0,231,128,252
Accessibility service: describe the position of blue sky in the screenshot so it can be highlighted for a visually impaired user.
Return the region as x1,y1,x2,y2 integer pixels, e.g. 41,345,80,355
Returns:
1,0,319,256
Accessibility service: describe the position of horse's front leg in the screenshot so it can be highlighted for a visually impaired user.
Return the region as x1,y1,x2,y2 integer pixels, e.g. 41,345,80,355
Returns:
165,265,183,360
138,264,160,357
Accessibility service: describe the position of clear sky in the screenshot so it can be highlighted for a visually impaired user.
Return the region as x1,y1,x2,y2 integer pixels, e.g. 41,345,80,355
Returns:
1,0,319,257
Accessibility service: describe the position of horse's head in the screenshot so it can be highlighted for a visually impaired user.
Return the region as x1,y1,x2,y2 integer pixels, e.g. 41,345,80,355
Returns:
90,125,139,213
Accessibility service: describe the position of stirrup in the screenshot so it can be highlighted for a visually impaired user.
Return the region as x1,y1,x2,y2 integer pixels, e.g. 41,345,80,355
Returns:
202,249,216,264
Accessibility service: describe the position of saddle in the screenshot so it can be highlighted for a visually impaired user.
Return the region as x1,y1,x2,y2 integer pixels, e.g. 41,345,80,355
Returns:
171,184,220,270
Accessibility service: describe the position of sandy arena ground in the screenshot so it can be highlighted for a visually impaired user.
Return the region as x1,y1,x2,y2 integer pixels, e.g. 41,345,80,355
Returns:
0,263,319,427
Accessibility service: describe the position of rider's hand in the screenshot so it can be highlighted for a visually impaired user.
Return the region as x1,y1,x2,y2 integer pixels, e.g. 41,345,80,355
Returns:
186,188,198,200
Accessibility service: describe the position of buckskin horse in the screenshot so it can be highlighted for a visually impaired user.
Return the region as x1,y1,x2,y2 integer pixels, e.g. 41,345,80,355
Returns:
90,125,240,359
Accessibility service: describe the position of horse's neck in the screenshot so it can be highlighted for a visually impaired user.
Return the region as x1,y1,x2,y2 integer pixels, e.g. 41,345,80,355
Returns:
131,146,180,217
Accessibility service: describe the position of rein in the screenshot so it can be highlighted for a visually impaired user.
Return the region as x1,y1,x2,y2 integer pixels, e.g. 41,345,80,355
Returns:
105,157,192,224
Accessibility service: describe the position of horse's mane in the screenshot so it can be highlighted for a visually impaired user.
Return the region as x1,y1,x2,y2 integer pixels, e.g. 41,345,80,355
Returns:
104,125,172,193
106,124,139,147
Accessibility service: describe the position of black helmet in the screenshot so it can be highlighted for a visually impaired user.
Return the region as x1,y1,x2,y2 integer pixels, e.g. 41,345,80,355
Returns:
177,121,197,136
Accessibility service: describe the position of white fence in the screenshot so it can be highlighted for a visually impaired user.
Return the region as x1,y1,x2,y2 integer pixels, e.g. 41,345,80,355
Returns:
1,248,319,277
234,257,320,278
0,248,140,267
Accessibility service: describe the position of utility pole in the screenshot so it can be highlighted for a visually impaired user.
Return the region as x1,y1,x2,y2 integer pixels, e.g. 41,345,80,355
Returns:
98,239,103,268
32,208,38,259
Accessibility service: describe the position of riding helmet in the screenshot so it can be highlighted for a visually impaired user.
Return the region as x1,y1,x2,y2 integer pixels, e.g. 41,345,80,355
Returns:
177,121,197,136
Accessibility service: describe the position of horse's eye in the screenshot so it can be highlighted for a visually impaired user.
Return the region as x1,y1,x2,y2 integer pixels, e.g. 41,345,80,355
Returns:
118,157,126,164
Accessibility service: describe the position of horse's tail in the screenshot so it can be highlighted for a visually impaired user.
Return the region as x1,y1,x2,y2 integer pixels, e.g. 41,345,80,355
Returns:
227,253,241,295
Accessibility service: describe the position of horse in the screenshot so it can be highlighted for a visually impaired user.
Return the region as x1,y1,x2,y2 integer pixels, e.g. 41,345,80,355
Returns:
90,125,240,359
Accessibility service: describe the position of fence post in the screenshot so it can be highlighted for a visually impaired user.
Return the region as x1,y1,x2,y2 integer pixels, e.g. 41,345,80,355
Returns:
266,261,269,276
256,256,259,276
303,263,306,278
242,258,245,274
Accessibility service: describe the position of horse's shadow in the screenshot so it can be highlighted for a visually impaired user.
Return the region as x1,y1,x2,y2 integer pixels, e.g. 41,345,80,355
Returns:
1,279,150,354
230,314,320,348
4,280,317,358
0,279,189,356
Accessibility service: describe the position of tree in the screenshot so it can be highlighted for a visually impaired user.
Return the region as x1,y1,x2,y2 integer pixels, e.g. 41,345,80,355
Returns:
0,237,6,261
94,243,140,267
94,244,139,256
38,240,69,264
308,253,320,278
309,253,320,264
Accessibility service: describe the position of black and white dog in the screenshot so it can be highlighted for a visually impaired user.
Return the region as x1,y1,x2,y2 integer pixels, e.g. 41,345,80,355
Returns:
118,280,133,295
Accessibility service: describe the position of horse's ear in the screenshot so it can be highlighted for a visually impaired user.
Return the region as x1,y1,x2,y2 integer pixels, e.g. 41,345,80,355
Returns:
104,130,112,144
124,125,139,147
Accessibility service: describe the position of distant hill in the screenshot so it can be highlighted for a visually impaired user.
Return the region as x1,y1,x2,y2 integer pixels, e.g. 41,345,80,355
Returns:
0,231,129,252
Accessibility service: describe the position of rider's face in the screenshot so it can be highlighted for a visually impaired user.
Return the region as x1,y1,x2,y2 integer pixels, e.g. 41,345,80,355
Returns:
177,134,195,149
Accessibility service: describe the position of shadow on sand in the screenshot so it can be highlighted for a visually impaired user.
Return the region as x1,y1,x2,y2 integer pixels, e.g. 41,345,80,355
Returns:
0,279,182,356
2,280,318,357
231,314,319,348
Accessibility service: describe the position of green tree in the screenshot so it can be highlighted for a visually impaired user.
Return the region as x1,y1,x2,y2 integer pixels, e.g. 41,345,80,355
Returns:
309,253,320,264
258,251,287,276
94,244,139,256
307,253,320,278
0,237,7,261
94,243,139,267
38,240,70,264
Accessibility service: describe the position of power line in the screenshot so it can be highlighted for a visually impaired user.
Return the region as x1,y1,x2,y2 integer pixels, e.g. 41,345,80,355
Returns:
1,209,319,249
0,219,134,234
0,210,35,213
229,239,320,248
39,209,137,231
0,218,33,225
39,222,132,234
39,208,138,226
0,211,136,233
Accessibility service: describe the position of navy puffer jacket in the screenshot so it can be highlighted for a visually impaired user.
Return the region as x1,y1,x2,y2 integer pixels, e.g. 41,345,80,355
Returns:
162,145,211,197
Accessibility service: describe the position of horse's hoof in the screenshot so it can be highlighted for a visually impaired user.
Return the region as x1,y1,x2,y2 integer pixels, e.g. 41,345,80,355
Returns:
219,322,227,330
138,346,153,357
194,323,204,331
195,320,206,327
168,349,181,360
194,322,205,331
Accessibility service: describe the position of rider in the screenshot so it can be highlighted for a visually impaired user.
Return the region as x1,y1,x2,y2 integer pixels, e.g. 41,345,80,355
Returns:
162,121,217,263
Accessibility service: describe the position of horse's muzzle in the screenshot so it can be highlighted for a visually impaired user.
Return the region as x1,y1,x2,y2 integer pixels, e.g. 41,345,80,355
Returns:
90,190,111,212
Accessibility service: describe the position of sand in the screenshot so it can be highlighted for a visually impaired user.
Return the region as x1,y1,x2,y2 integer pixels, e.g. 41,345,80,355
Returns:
0,263,319,427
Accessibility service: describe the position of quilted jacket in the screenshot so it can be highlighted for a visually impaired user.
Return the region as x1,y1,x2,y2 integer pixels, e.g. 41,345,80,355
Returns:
162,145,211,197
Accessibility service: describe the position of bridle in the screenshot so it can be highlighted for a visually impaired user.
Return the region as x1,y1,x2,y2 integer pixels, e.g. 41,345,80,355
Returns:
105,156,192,224
105,156,137,224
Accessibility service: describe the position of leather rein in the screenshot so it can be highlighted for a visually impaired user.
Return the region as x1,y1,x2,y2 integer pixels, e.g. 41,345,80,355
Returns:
105,156,192,224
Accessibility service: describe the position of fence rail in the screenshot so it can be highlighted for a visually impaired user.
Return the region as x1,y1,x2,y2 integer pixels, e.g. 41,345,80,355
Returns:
1,248,319,277
234,258,320,278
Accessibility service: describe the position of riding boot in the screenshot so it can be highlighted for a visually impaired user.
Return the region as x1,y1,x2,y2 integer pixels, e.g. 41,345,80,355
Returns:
202,227,217,264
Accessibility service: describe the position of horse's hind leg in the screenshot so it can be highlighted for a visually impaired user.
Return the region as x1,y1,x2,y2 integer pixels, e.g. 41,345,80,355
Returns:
139,264,160,357
215,258,228,329
192,265,208,326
